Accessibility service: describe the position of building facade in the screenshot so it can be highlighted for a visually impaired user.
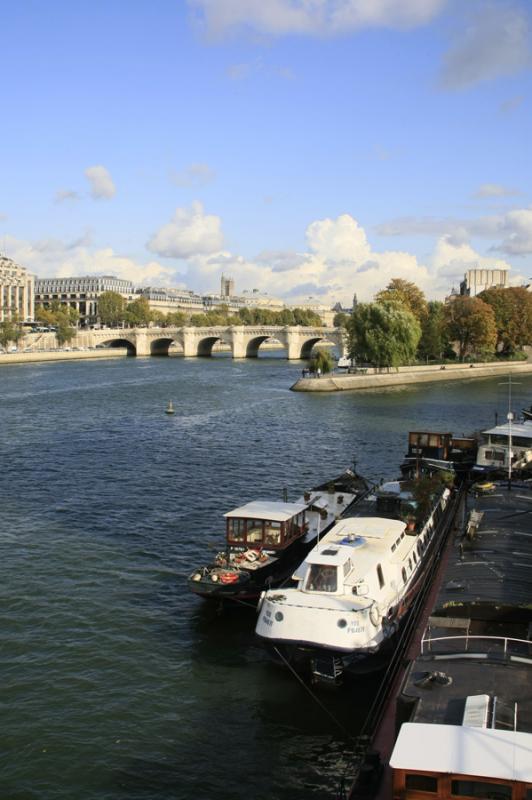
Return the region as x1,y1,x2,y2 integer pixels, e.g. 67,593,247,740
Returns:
35,275,135,326
460,268,509,296
0,256,35,322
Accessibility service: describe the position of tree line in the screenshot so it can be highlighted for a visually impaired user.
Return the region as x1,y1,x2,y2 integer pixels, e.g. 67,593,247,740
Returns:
91,292,324,328
335,279,532,367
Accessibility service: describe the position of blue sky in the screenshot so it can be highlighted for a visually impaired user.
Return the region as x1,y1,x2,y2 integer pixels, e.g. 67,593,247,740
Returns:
1,0,531,303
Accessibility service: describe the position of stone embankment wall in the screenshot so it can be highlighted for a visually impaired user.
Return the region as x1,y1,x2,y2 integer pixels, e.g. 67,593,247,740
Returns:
0,349,128,367
291,360,532,392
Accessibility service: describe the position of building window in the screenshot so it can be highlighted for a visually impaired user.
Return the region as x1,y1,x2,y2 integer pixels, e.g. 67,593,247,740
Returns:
405,774,438,793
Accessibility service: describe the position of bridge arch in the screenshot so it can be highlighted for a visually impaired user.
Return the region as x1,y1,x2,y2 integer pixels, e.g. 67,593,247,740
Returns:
149,337,184,356
299,336,334,360
196,336,222,357
98,337,137,356
244,335,285,358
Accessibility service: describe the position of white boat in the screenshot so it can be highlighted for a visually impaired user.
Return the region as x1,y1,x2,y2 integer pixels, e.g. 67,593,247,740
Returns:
475,419,532,473
336,355,353,370
255,479,452,682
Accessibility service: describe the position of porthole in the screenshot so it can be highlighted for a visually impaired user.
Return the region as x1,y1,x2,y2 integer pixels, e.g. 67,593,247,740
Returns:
275,611,284,622
337,618,347,629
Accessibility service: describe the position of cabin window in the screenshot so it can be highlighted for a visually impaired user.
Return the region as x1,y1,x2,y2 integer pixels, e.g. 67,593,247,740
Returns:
228,518,245,542
451,781,511,800
305,564,337,592
402,567,407,583
264,521,282,546
413,551,417,564
408,558,412,571
343,560,351,577
377,564,385,589
417,542,422,557
391,543,396,553
405,774,438,793
246,519,264,544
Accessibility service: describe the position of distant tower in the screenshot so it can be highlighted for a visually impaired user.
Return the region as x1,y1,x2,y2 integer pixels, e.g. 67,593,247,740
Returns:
352,292,358,309
221,274,234,298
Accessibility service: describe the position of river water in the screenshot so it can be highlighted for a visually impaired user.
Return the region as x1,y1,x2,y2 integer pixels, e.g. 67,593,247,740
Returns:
1,354,531,800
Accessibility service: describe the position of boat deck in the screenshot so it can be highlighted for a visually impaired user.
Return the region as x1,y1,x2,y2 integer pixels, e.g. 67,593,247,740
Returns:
433,480,532,614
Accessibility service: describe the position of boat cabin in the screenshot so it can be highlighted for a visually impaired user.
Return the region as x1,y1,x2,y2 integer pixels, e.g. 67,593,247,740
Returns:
224,501,307,550
476,420,532,471
407,432,477,465
390,722,532,800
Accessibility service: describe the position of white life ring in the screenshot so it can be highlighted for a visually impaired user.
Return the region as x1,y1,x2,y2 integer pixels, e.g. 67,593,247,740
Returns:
369,603,380,628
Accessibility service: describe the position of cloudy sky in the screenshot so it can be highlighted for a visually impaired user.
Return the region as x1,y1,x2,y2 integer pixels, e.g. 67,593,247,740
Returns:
1,0,531,304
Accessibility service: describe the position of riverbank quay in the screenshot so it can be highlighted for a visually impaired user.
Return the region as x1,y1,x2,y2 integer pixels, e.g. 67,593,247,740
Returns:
349,478,532,800
0,348,128,366
291,359,532,392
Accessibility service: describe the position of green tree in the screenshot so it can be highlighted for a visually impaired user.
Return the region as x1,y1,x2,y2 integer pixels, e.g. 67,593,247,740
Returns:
150,309,167,327
418,301,450,361
478,287,532,354
375,278,428,322
0,318,23,348
348,302,421,368
309,348,334,374
443,296,497,361
333,312,350,328
98,291,126,327
125,297,152,327
166,311,187,327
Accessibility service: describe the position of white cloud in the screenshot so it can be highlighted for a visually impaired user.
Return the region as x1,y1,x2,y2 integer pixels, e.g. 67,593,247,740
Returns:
440,4,531,90
180,212,433,304
55,189,80,203
85,165,116,199
495,208,532,255
147,201,224,259
189,0,446,38
375,207,532,256
474,183,520,198
171,162,216,187
2,234,175,286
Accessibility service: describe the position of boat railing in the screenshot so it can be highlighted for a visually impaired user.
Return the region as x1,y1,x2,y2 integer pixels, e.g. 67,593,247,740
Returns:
420,634,532,660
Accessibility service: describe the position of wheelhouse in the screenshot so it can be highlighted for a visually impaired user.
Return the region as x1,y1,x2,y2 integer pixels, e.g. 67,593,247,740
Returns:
224,501,307,550
390,723,532,800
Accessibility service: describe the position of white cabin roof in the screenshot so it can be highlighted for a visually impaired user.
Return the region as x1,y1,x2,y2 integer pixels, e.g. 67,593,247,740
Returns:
483,420,532,439
390,723,532,782
224,501,307,522
328,516,406,543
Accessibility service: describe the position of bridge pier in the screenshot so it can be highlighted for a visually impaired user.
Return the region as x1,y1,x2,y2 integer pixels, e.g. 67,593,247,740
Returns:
230,326,247,359
134,331,151,357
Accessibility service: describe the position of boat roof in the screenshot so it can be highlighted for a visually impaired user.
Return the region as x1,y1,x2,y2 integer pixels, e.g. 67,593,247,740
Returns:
328,516,406,542
482,420,532,438
390,723,532,781
432,481,532,610
224,501,307,522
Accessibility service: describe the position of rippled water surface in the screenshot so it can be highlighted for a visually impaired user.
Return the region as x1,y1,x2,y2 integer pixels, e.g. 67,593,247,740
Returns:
2,355,531,800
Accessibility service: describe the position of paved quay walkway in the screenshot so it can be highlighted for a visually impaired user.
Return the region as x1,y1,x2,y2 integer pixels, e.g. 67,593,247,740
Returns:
291,359,532,391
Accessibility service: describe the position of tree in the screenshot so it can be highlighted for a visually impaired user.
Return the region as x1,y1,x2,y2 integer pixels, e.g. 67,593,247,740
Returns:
443,296,497,360
418,301,451,361
333,312,350,328
166,311,187,327
478,287,532,354
309,348,334,374
125,297,152,327
98,291,126,327
348,302,421,368
0,319,22,348
375,278,428,322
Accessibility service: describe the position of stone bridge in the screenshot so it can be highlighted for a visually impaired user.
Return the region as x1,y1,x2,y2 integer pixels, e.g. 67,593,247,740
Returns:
72,325,346,359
